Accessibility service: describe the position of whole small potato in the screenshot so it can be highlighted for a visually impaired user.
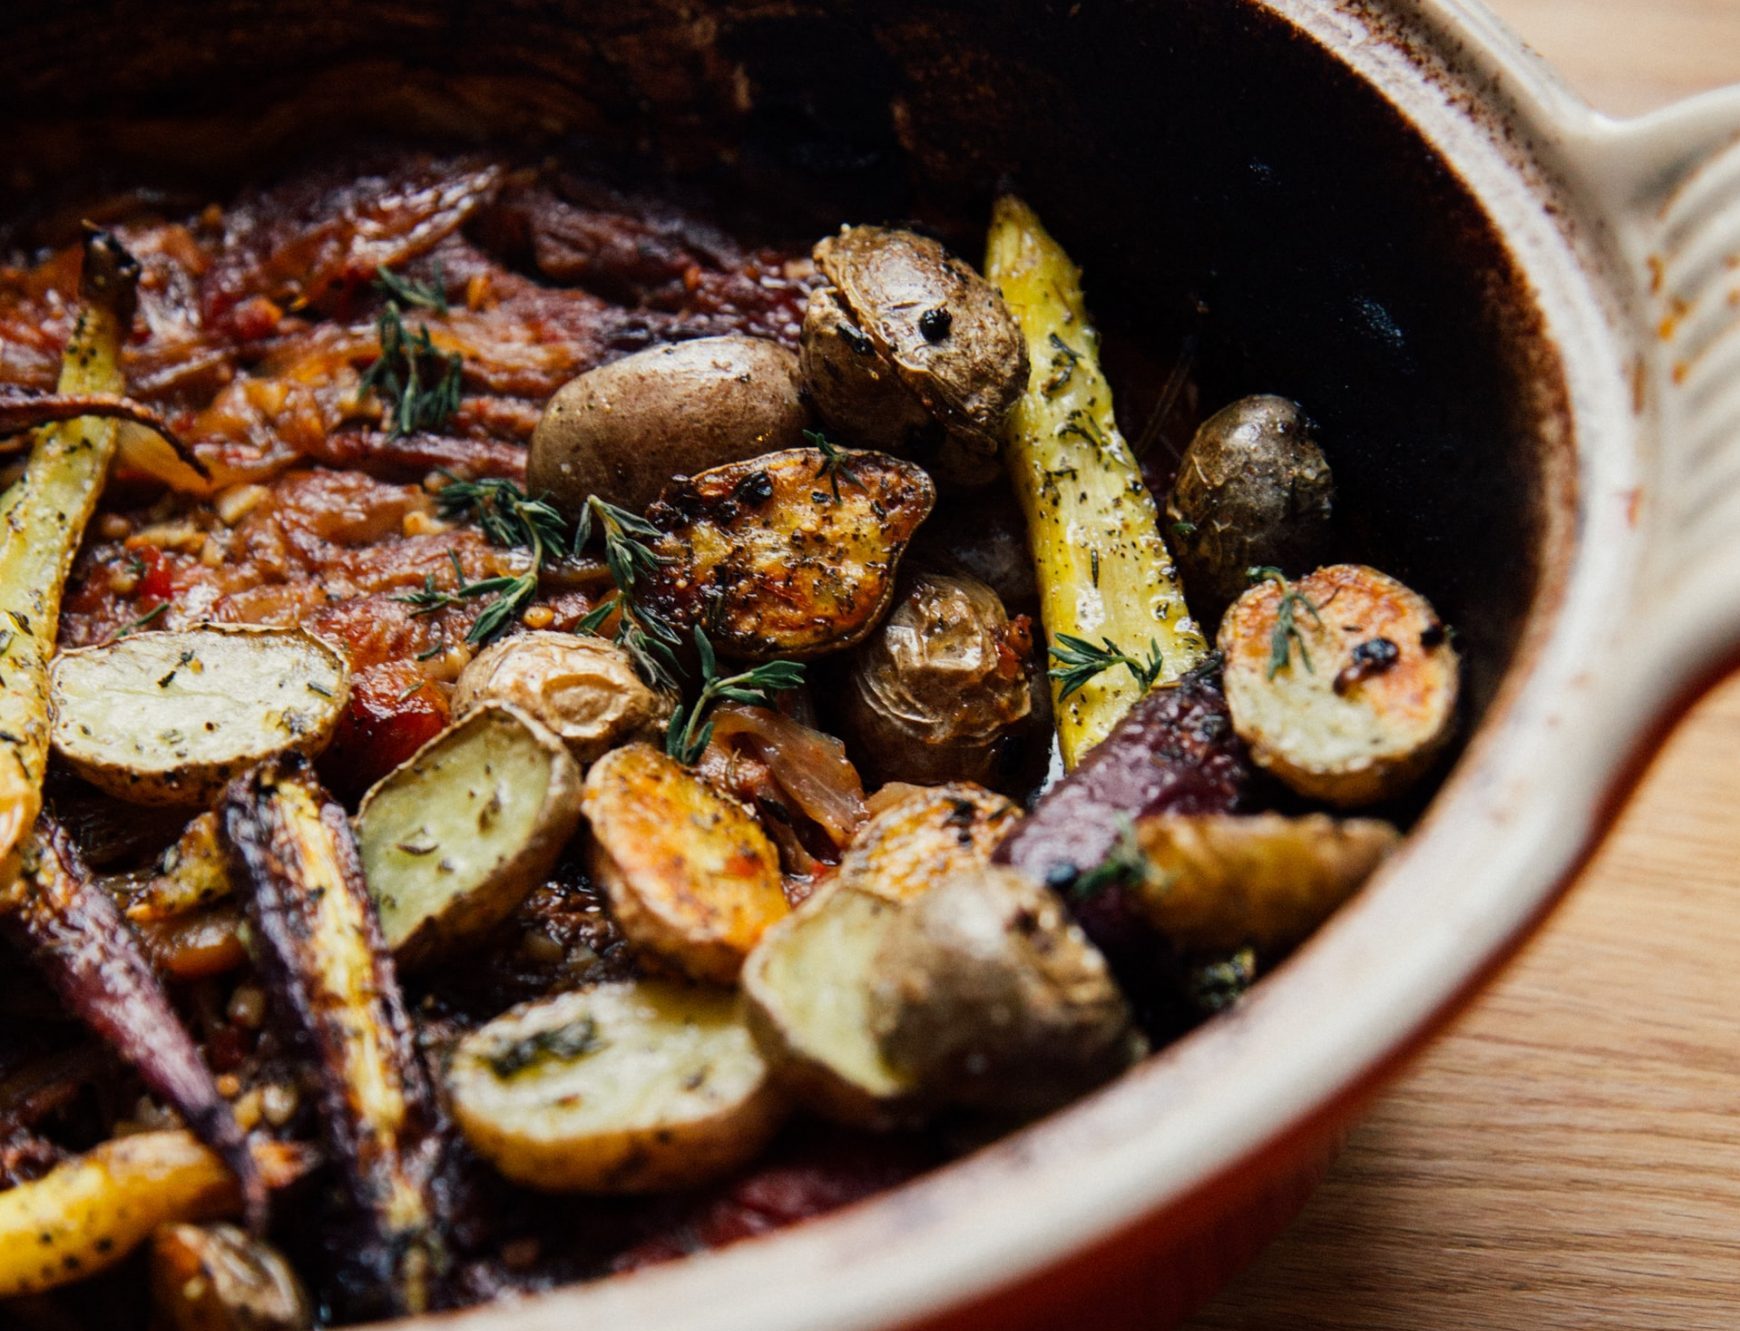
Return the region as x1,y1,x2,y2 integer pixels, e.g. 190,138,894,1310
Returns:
1165,395,1335,618
841,571,1035,786
453,632,665,766
529,336,809,514
801,226,1027,488
869,863,1137,1111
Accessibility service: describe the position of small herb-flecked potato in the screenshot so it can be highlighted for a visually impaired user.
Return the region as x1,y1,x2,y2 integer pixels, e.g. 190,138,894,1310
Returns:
528,335,810,514
801,226,1027,487
1129,812,1401,952
583,742,789,983
452,631,665,766
869,863,1136,1112
1166,395,1336,618
150,1223,312,1331
49,626,349,806
447,980,784,1193
741,884,920,1127
1219,564,1459,806
740,781,1019,1125
841,572,1036,786
641,446,935,661
834,781,1022,903
357,704,582,968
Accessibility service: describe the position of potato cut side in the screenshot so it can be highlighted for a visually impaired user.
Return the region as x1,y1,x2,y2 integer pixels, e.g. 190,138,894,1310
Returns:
837,782,1022,903
640,447,935,661
49,626,349,806
1131,812,1402,952
583,742,788,983
448,980,783,1193
357,704,582,968
1218,564,1459,807
742,884,919,1127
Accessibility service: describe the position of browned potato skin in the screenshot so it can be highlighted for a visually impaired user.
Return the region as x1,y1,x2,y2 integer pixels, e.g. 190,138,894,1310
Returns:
836,781,1022,903
584,743,789,983
150,1223,312,1331
528,336,810,513
641,447,935,661
842,572,1035,786
1219,564,1460,806
869,863,1135,1111
1131,812,1402,952
1166,396,1335,618
802,226,1028,488
453,632,666,765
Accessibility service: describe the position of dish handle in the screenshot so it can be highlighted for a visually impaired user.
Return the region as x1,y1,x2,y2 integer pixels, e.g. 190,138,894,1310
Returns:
1587,87,1740,683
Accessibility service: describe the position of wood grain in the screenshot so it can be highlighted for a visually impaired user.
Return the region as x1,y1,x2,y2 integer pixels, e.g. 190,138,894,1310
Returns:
1188,4,1740,1327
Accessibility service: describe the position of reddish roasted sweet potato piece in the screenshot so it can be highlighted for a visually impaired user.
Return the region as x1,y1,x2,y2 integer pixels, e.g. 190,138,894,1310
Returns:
6,819,262,1227
220,758,444,1316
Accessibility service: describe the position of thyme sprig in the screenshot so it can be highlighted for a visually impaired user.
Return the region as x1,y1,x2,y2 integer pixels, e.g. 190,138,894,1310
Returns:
573,496,666,592
1070,816,1169,901
664,626,805,766
401,475,570,646
804,428,859,503
1048,632,1164,700
374,261,450,315
1248,566,1323,679
360,300,462,438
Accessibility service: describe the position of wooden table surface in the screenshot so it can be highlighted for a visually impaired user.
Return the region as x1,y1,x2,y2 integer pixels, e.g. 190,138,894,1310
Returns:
1187,3,1740,1329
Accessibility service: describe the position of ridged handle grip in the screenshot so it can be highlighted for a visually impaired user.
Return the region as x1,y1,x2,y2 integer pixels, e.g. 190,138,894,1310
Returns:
1593,87,1740,677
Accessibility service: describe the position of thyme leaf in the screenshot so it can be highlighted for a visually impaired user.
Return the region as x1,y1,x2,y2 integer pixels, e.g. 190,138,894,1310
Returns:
664,626,805,766
360,300,462,437
805,428,858,503
1248,566,1323,679
1047,632,1164,700
374,260,450,315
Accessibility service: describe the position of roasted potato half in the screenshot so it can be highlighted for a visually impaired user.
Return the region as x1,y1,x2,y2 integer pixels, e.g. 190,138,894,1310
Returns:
452,631,663,767
49,625,350,806
869,864,1136,1111
835,781,1022,903
583,742,788,983
1219,565,1460,806
528,335,810,514
641,447,935,661
1166,395,1335,618
150,1223,312,1331
801,226,1027,487
741,884,919,1127
357,704,583,968
447,980,784,1193
841,571,1036,787
1130,812,1401,952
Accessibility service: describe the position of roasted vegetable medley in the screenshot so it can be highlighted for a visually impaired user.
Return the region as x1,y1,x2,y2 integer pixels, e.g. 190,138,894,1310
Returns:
0,151,1460,1325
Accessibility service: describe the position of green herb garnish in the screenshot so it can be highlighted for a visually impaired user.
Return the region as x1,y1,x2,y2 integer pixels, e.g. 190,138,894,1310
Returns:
1248,566,1323,679
374,261,449,315
115,603,168,639
1070,816,1168,901
805,428,857,502
360,301,463,437
664,626,805,765
429,478,576,645
486,1018,605,1079
1047,632,1164,700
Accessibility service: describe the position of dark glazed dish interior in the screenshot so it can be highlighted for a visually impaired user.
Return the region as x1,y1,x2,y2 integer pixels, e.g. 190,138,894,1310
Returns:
0,0,1571,1321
